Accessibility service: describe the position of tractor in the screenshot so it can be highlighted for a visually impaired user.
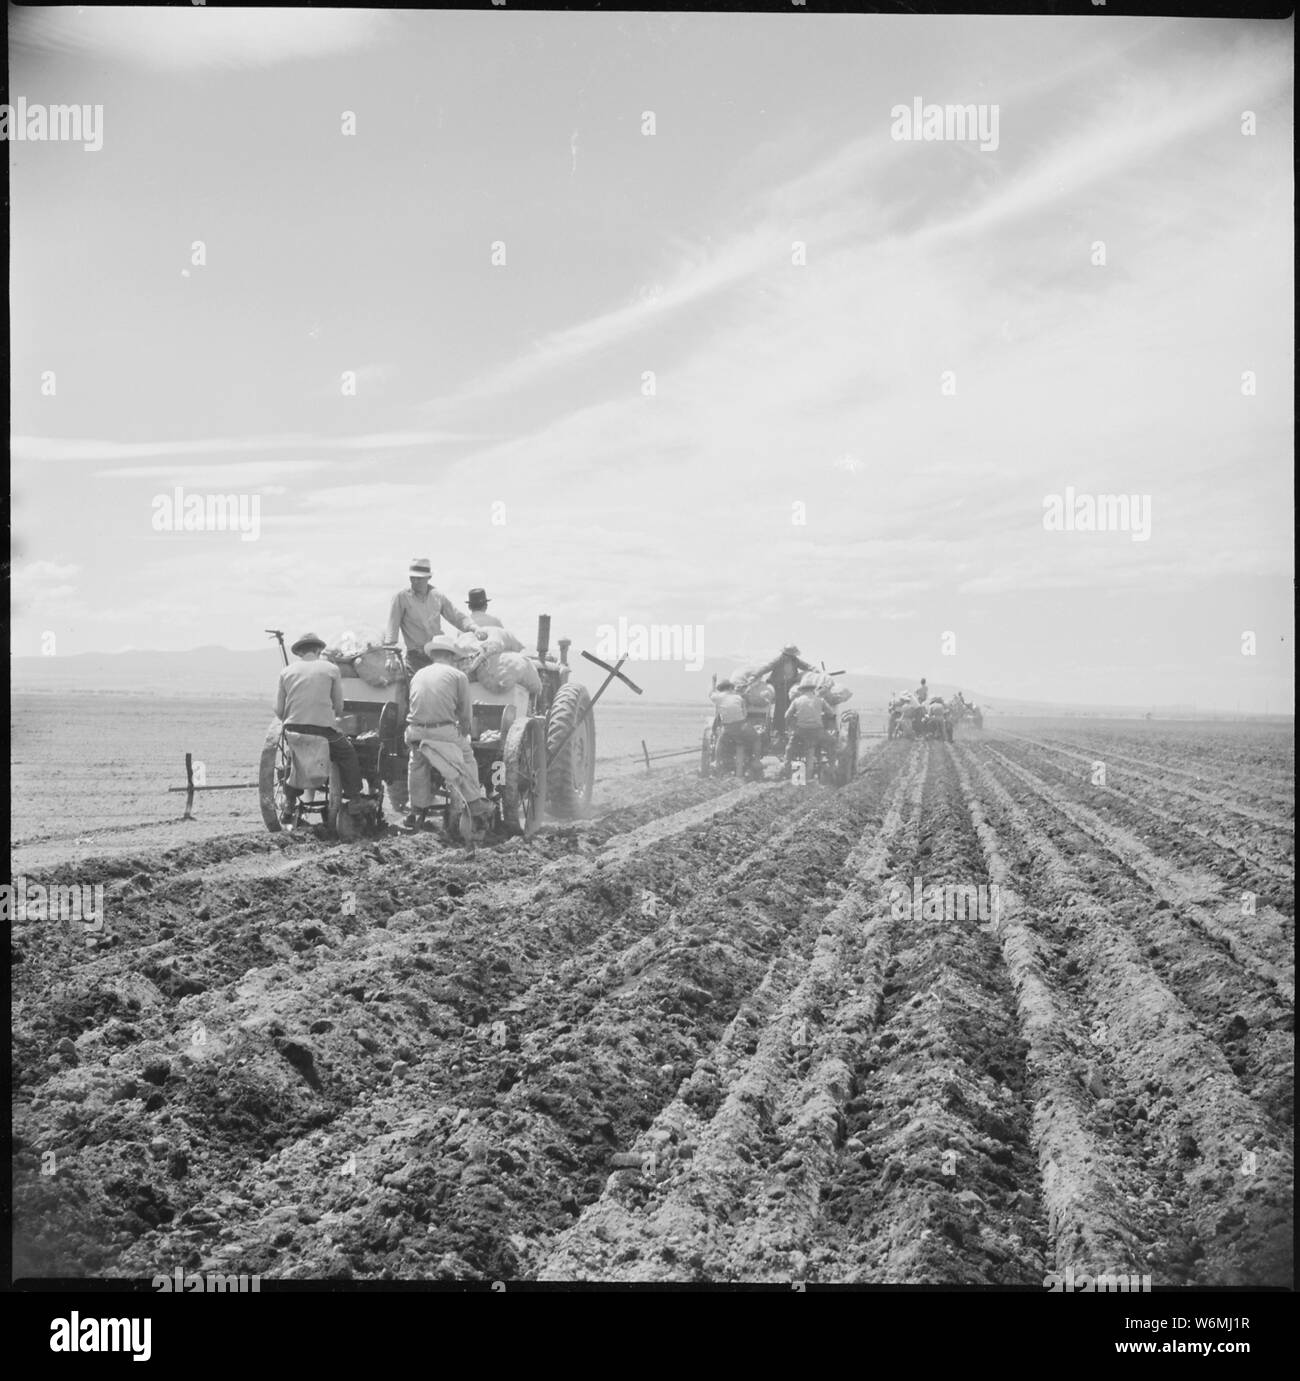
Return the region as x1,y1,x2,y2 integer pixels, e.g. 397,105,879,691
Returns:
260,616,637,842
700,697,773,781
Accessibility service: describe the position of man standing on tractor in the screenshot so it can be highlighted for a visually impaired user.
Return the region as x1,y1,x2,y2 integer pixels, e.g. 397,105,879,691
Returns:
710,679,763,779
273,632,365,823
385,558,485,675
755,644,814,734
466,588,504,629
780,682,839,779
916,676,929,703
403,635,495,833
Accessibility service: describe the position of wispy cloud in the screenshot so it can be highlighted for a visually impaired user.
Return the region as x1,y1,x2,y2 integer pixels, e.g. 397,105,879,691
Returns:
12,432,502,465
93,461,331,486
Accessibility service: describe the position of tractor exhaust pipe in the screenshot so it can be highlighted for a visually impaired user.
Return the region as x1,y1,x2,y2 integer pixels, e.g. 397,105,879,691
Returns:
537,614,551,662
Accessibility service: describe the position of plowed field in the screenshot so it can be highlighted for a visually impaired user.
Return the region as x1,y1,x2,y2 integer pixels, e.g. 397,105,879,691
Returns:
11,720,1293,1285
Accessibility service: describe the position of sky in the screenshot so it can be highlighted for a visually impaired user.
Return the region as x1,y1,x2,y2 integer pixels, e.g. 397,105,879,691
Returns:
8,8,1295,710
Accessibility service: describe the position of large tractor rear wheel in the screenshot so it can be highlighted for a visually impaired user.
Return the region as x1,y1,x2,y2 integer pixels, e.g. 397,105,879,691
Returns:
502,717,547,837
546,683,595,818
259,725,290,832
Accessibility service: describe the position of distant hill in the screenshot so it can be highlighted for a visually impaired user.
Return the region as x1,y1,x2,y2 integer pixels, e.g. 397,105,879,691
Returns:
7,645,1222,719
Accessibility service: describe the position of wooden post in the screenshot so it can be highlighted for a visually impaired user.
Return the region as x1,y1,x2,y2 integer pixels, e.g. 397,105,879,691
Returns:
641,739,651,774
183,753,195,820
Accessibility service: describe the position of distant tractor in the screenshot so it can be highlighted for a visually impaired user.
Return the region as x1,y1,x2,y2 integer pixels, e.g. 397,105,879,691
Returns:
260,617,637,842
700,699,773,781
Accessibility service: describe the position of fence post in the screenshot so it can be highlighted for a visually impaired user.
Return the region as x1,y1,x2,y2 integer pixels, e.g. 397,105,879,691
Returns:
183,753,195,820
641,739,651,774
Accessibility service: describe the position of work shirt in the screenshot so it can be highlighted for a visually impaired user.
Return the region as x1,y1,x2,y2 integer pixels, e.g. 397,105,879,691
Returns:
469,610,503,628
385,585,478,653
786,693,835,731
408,662,473,737
915,685,928,703
275,658,344,728
710,690,747,725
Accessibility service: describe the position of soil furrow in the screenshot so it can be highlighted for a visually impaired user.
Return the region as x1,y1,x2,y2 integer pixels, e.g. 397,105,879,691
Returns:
956,745,1293,1286
984,743,1294,1003
539,747,928,1280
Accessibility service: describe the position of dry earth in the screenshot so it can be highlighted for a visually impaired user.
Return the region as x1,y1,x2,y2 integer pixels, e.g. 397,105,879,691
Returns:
11,720,1293,1285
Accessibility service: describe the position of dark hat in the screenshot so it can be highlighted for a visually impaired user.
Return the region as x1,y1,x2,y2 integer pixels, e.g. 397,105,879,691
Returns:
291,632,326,656
468,588,490,605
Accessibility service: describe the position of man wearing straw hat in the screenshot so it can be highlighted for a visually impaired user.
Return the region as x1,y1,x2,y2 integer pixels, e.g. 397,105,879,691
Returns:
385,558,485,675
273,632,365,824
403,634,495,833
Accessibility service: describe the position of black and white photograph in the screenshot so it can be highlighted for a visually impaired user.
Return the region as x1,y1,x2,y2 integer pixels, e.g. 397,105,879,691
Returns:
6,0,1293,1327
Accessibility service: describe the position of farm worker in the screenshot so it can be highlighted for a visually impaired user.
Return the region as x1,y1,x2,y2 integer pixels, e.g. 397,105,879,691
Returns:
710,679,762,777
385,558,486,675
755,644,814,730
403,635,494,831
780,685,839,777
915,677,929,703
273,633,364,823
466,588,504,629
